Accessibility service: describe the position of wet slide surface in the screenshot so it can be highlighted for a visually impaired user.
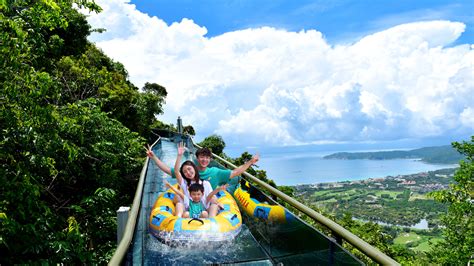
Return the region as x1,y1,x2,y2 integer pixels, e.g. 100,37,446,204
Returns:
127,137,362,265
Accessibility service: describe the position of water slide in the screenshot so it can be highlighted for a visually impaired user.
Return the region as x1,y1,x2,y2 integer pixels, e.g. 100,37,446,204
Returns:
110,133,398,265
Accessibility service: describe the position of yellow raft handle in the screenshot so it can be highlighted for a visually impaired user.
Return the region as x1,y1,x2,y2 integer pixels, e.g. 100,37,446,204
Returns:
188,218,204,225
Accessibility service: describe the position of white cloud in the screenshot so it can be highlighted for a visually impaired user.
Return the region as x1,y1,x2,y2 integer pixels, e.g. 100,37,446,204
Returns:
84,0,474,148
460,107,474,129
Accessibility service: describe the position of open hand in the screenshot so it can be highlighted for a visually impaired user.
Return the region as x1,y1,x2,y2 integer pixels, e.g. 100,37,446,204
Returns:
250,153,260,164
177,142,186,156
144,144,154,158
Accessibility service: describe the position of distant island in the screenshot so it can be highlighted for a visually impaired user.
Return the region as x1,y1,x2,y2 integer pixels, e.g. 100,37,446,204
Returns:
323,145,464,164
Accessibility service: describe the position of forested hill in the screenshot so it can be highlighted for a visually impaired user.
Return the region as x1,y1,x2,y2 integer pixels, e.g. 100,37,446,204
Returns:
1,1,177,264
323,145,464,164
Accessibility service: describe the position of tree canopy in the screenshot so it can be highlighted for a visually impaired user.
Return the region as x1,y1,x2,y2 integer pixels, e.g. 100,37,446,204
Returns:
429,136,474,264
1,0,169,263
198,134,226,155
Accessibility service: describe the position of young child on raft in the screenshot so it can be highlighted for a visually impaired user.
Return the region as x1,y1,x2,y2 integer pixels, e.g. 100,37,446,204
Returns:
165,181,227,218
165,142,221,217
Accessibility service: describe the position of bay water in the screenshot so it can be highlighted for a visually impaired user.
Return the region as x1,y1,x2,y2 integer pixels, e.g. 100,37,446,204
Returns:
255,151,457,186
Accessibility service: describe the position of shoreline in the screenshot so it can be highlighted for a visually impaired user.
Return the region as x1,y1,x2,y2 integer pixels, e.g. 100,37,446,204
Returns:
290,167,458,187
353,218,431,230
293,167,455,229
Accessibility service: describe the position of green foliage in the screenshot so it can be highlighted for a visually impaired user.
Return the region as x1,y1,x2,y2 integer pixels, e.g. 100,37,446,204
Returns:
337,213,395,263
1,97,145,263
0,0,160,263
143,82,167,98
412,145,466,164
403,189,410,200
429,136,474,264
183,125,196,136
324,145,464,164
1,0,99,71
278,186,295,198
54,45,167,138
232,151,252,167
198,134,226,155
54,44,124,104
151,120,177,134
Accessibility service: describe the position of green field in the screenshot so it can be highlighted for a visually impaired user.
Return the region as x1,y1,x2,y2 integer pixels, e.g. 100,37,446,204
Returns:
394,232,422,244
312,190,332,197
394,232,442,252
409,192,428,201
414,237,442,252
313,189,406,201
373,190,404,199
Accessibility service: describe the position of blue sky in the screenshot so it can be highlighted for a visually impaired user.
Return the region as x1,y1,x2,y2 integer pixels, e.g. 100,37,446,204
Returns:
130,0,473,44
85,0,473,153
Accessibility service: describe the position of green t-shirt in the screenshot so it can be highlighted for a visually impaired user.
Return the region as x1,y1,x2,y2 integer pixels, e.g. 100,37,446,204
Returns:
199,167,232,189
171,167,232,189
188,199,206,219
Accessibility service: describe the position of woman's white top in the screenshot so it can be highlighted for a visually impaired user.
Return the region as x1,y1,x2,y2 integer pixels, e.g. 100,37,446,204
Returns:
179,178,213,208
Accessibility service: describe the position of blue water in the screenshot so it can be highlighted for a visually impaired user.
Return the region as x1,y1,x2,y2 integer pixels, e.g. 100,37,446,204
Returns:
256,153,457,186
355,218,429,230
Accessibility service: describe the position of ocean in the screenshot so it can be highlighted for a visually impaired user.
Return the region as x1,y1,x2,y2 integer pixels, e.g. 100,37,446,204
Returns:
254,152,457,186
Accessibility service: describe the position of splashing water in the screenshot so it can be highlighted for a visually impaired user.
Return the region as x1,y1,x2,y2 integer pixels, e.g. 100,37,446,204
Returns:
145,226,266,265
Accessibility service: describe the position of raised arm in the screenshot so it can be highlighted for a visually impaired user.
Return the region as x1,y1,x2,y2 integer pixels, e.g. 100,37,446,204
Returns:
173,142,186,185
164,181,185,201
230,153,259,179
145,144,172,176
206,184,228,203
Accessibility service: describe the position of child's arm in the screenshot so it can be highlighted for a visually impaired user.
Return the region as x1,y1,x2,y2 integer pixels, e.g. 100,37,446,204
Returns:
210,195,218,204
164,181,185,201
202,181,218,204
206,184,228,203
174,142,186,186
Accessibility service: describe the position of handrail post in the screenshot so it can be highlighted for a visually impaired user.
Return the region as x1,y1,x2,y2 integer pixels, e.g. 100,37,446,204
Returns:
117,206,130,244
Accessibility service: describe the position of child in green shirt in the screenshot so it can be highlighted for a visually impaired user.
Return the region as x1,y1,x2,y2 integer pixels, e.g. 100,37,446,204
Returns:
165,181,227,219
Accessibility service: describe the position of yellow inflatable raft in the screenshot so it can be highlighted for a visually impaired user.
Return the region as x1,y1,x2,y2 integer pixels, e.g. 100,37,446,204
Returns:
234,181,292,223
149,184,242,244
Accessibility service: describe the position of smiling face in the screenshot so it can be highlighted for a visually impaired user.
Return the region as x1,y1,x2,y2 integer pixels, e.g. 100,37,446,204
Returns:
189,190,203,203
195,148,212,170
188,183,205,203
197,155,211,169
182,164,197,180
180,161,200,183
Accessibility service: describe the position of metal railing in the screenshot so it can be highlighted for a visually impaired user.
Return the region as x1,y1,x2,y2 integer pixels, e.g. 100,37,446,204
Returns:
191,139,399,266
108,137,161,266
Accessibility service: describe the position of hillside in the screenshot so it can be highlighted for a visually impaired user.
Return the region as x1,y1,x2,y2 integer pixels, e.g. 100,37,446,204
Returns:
323,145,464,164
293,168,457,257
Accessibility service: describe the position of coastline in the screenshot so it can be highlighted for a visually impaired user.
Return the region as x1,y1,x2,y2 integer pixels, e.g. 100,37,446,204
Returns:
259,152,458,186
289,167,458,187
293,167,456,229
